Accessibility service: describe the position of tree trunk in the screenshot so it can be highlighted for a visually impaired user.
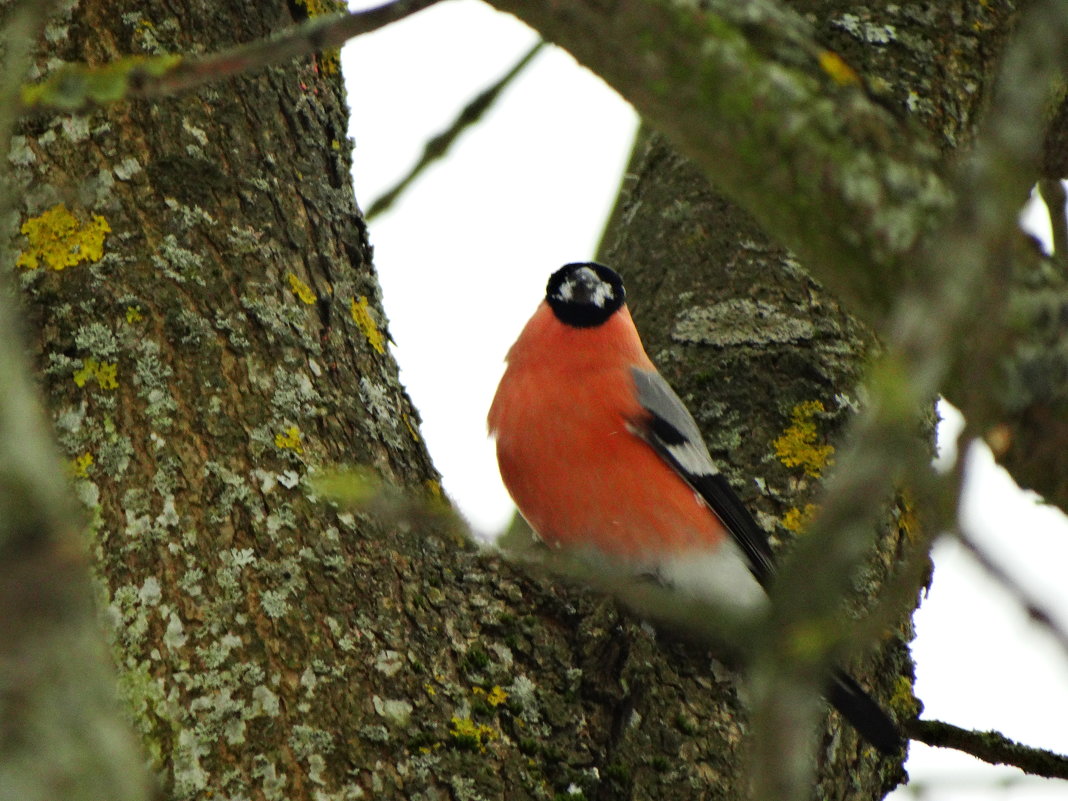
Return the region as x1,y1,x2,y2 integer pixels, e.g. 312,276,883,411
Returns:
4,0,1056,800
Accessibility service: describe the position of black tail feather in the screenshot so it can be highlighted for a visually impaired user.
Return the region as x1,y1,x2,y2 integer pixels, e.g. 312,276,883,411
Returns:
827,670,903,754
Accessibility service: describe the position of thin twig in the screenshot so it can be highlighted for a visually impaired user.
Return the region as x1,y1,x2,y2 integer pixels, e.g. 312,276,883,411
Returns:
955,527,1068,663
20,0,442,113
833,421,970,667
366,41,545,220
906,718,1068,780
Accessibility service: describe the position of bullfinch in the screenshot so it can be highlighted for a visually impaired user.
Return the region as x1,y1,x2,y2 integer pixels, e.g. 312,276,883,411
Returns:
488,261,902,754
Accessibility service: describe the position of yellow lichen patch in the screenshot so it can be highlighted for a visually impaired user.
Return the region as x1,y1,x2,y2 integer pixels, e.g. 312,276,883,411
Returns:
125,305,143,324
95,362,119,390
70,452,94,478
318,51,341,77
425,478,442,499
773,400,835,478
293,0,345,72
274,425,304,454
287,272,316,305
888,674,922,726
403,412,421,443
894,492,919,541
818,50,861,87
73,358,119,390
350,296,385,354
889,675,921,719
295,0,344,14
449,716,497,752
486,685,509,707
17,204,111,271
782,503,818,534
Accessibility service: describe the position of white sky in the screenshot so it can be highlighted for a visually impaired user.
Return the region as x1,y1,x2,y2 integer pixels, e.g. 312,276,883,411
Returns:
341,2,1068,797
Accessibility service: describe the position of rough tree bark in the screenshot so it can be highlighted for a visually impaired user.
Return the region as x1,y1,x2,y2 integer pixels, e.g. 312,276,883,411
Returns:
3,0,1065,801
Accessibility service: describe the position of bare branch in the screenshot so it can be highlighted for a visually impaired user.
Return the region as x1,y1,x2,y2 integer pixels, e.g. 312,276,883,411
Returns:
20,0,442,113
906,718,1068,781
955,527,1068,664
747,2,1068,797
485,0,951,327
366,41,545,220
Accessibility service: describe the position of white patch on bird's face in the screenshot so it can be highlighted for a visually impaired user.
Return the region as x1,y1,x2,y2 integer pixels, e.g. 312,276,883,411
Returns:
556,266,614,307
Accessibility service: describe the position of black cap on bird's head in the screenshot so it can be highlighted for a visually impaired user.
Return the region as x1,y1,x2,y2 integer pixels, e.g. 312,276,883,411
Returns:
546,262,626,328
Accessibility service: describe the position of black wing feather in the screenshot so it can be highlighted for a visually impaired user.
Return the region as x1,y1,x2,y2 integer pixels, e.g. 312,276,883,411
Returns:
829,671,905,753
629,367,775,586
689,472,775,588
637,414,775,587
629,367,902,754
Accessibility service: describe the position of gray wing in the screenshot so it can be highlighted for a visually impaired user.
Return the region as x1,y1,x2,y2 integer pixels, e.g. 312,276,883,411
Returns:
631,369,902,751
630,367,776,587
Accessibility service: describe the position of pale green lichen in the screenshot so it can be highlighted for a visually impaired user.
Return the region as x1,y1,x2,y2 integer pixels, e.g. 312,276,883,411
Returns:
359,377,405,447
270,367,322,428
260,589,291,619
672,298,816,346
164,197,216,229
172,307,215,346
76,321,121,358
178,567,204,598
108,583,150,649
251,755,288,800
113,659,167,765
241,289,317,349
138,576,162,606
152,233,205,285
61,115,90,142
172,727,210,798
375,649,404,677
251,685,280,717
132,338,177,427
8,135,35,165
204,462,263,524
373,695,414,726
163,611,187,649
229,548,257,569
122,487,152,518
289,725,334,758
114,155,143,180
265,511,297,539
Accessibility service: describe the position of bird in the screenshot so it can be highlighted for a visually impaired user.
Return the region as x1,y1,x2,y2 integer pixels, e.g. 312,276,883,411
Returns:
488,261,902,754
